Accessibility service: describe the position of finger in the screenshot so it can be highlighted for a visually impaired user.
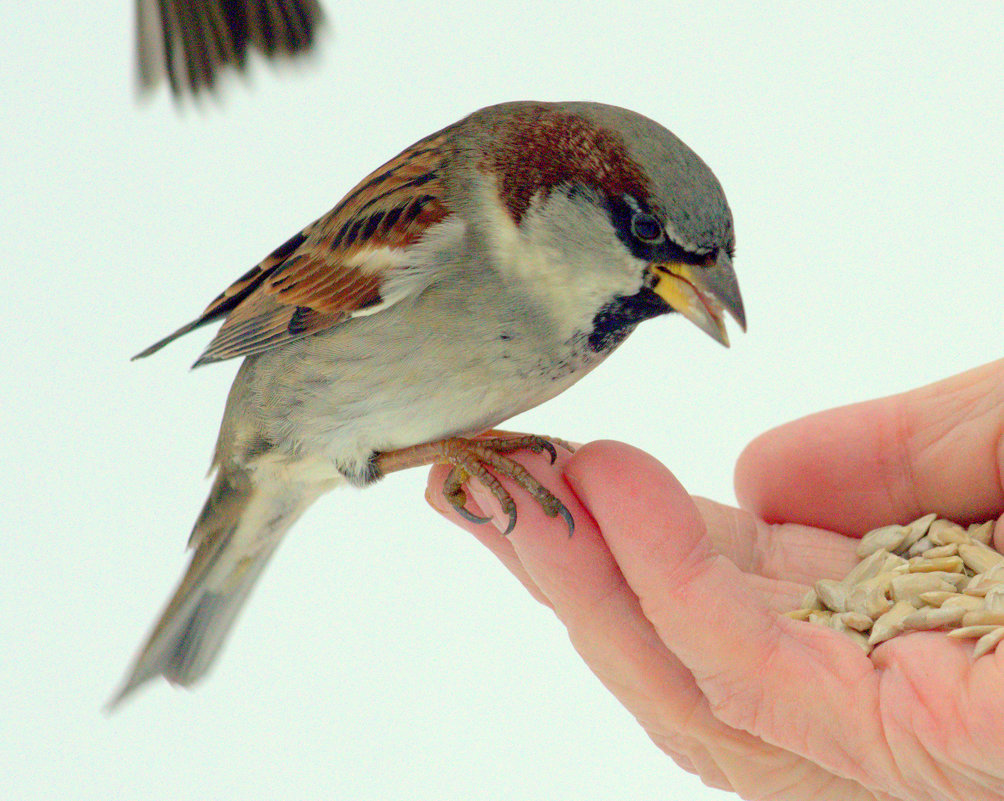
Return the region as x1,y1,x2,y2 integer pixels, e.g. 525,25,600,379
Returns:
428,455,853,603
425,464,553,608
693,497,859,585
735,359,1004,534
566,441,904,791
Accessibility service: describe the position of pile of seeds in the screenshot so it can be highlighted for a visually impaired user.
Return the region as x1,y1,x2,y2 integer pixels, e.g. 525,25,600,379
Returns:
787,514,1003,656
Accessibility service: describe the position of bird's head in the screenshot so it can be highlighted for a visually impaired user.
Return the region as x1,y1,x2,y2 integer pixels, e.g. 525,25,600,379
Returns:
455,101,745,351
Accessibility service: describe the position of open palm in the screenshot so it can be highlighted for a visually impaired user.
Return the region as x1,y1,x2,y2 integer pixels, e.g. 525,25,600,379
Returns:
429,358,1004,800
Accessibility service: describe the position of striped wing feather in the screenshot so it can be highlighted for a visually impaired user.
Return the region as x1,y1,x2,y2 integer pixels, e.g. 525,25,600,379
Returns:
135,128,455,365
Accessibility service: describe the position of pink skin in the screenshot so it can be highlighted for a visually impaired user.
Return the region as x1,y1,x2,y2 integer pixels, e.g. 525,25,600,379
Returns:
427,357,1004,801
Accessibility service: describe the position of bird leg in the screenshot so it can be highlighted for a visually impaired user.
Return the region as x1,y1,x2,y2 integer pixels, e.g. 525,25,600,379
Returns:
375,433,575,536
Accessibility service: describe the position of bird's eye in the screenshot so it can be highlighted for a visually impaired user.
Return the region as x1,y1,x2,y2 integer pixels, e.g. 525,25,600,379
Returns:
630,213,664,244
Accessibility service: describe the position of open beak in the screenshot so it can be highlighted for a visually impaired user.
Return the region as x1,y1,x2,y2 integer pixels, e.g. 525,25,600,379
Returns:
648,250,746,346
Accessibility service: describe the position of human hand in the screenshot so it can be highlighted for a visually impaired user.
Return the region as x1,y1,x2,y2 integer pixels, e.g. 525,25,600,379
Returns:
427,358,1004,800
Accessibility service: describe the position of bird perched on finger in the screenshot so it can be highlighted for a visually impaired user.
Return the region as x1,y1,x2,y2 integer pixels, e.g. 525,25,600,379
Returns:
111,100,745,706
135,0,325,97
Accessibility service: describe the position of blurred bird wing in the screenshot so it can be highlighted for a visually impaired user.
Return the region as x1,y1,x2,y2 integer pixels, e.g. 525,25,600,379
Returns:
136,0,325,96
134,127,457,365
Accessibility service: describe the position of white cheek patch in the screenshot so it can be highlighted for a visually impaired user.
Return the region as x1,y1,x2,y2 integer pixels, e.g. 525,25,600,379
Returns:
482,184,647,339
486,192,561,289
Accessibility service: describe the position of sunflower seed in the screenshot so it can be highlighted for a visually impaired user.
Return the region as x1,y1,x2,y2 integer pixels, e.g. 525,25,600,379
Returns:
842,628,873,654
961,609,1004,627
968,521,994,546
826,614,849,632
856,525,907,558
963,564,1004,596
907,536,936,557
927,519,968,546
836,611,874,632
869,601,916,645
814,579,850,613
959,542,1004,574
891,573,959,604
784,608,813,621
842,548,893,586
922,543,959,559
947,625,1000,639
972,626,1004,659
940,594,985,611
937,572,970,591
846,575,894,618
903,513,938,545
908,555,965,574
800,588,823,610
984,587,1004,612
917,590,960,607
883,553,909,571
901,605,968,630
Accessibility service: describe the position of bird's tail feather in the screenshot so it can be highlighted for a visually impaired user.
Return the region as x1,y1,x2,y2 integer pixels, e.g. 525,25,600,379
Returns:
108,465,323,708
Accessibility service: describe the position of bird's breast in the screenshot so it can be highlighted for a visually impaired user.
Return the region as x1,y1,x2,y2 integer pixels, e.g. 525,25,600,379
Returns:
226,307,608,481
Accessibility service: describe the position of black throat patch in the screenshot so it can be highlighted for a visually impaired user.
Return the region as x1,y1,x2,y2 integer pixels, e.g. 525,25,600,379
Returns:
587,286,669,353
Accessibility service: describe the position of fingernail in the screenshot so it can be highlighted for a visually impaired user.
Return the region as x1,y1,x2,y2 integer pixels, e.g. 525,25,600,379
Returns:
424,486,448,514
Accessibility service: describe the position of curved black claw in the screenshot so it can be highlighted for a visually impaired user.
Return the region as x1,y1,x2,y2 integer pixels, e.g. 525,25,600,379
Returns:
500,510,518,536
453,503,493,526
537,440,558,465
551,438,576,455
556,503,575,537
537,496,575,537
443,466,493,526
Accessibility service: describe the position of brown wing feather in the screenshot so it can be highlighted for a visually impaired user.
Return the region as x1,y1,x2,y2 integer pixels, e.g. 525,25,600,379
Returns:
135,126,458,366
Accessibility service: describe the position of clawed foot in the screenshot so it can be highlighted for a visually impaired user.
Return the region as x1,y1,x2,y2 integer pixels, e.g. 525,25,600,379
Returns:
376,433,576,536
438,435,576,535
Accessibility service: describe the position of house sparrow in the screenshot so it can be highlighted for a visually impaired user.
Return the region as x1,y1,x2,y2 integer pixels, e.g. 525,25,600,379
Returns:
135,0,325,97
111,100,745,705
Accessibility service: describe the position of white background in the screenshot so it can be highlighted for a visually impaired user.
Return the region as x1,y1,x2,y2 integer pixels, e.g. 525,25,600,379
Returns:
3,3,1002,799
